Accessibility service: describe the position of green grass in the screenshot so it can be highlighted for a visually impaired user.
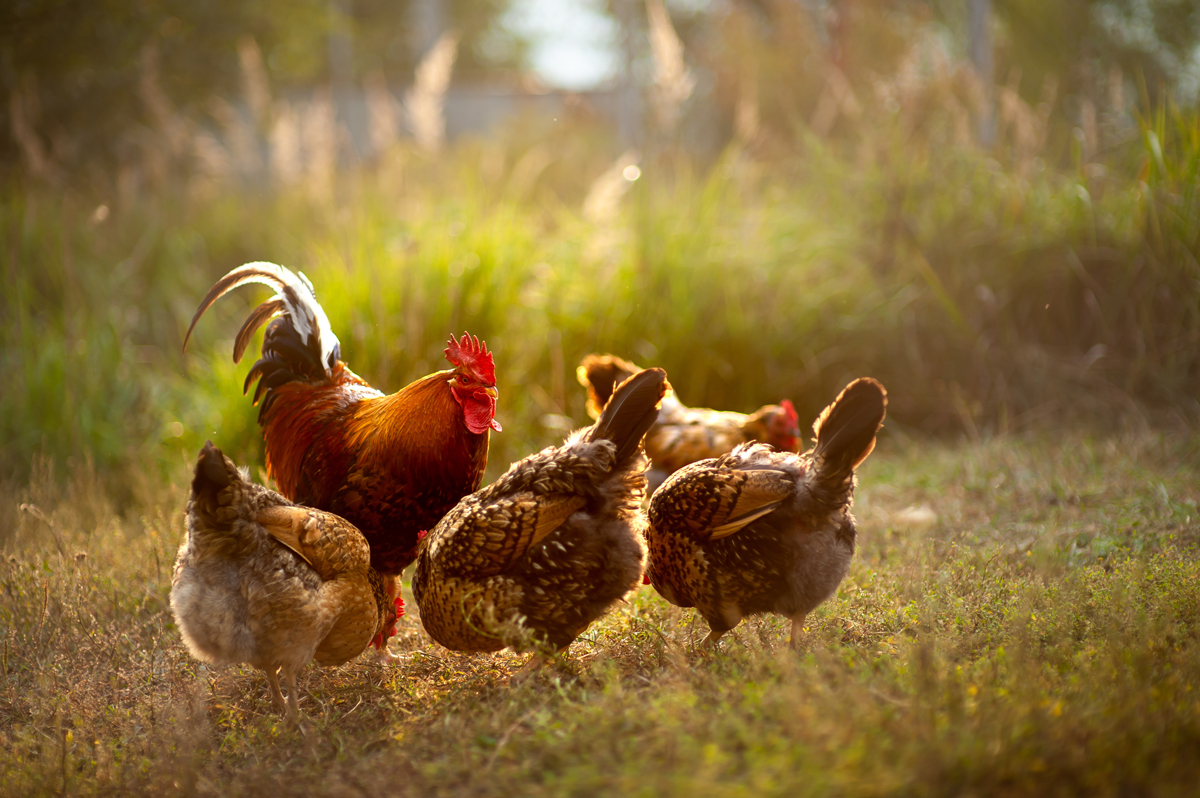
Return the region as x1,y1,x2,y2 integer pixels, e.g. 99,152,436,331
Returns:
1,433,1198,796
3,104,1200,497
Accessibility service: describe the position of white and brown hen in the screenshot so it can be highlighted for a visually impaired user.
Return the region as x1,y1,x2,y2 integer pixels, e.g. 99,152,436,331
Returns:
171,442,398,717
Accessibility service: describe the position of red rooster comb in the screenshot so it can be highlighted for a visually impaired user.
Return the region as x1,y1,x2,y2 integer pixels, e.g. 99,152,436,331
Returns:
444,332,496,385
781,399,799,427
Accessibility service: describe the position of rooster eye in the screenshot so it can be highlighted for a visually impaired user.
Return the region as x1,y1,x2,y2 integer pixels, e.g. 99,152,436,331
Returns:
458,374,468,384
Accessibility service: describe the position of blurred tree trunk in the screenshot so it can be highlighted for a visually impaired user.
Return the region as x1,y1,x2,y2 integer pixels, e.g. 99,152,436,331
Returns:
329,0,357,158
970,0,995,146
615,0,643,150
410,0,449,57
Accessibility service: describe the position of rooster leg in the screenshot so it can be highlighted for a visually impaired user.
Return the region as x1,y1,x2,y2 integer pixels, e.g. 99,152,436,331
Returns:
265,668,286,713
700,629,726,650
374,645,400,664
788,614,808,650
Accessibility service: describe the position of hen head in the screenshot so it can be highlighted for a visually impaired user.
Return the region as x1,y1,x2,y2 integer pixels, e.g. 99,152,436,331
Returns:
371,595,406,650
445,332,502,435
763,399,801,453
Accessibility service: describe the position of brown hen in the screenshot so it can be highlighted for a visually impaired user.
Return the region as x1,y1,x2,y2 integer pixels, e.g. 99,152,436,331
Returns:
413,369,667,658
171,442,398,717
645,378,886,648
578,353,800,493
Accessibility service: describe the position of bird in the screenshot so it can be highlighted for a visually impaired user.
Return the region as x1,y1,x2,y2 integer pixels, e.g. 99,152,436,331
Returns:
412,368,667,662
184,262,500,646
577,353,801,494
170,442,399,717
644,378,886,649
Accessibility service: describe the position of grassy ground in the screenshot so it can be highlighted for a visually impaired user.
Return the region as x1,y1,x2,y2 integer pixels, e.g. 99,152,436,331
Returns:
2,430,1198,796
3,81,1199,796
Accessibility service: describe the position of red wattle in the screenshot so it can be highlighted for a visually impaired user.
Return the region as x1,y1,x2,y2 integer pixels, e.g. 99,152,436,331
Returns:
456,389,498,435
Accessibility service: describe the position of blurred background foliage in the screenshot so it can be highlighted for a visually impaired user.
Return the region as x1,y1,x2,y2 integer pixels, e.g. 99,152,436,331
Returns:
2,0,1200,502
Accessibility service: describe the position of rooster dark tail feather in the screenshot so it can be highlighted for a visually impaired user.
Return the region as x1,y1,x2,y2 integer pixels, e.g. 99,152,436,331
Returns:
807,378,887,507
586,368,668,464
184,262,343,419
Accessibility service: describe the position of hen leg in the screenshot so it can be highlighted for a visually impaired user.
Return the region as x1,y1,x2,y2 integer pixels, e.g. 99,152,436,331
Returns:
264,668,286,712
700,629,726,650
514,652,550,681
788,614,808,650
282,667,300,719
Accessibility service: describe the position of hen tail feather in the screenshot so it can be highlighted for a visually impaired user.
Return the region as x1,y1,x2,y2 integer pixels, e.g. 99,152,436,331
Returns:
188,441,245,538
587,368,669,464
808,378,887,504
577,354,641,420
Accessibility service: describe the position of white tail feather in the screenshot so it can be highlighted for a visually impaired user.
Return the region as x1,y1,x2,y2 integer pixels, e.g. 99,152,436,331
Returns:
234,261,339,371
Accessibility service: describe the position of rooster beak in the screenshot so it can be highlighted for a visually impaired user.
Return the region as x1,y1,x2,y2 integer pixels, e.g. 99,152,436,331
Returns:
482,386,499,399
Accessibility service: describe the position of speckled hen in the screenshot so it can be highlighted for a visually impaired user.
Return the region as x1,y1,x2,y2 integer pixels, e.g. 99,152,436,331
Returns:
646,378,886,648
413,369,667,656
171,442,398,717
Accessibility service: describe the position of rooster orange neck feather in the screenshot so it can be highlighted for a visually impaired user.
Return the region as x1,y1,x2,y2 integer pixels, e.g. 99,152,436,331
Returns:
351,370,482,467
261,367,489,510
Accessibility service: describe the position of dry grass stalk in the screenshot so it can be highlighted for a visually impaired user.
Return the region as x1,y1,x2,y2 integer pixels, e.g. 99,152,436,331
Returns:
646,0,695,133
190,131,232,186
8,74,58,181
582,149,641,262
303,88,337,196
406,32,458,154
207,96,261,177
996,70,1056,171
138,40,190,158
1107,64,1128,124
269,100,303,186
238,36,272,133
365,69,401,157
735,69,761,144
870,30,979,148
582,149,641,225
506,144,554,200
1081,97,1098,159
811,64,861,137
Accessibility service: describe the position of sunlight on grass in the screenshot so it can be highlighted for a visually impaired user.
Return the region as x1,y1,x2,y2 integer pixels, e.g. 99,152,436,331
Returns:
0,433,1197,795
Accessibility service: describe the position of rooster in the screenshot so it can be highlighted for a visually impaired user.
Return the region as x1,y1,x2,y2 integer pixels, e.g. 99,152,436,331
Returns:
577,354,800,494
413,369,666,661
645,378,886,648
171,442,399,717
184,262,500,642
